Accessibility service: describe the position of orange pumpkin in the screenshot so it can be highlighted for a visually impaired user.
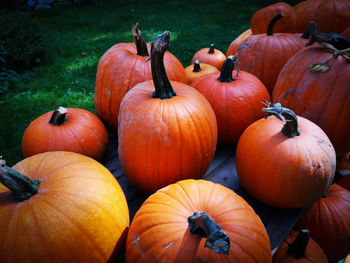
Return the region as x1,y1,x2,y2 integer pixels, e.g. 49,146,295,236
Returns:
125,179,272,263
272,230,328,263
22,106,108,160
295,184,350,262
94,23,186,131
251,2,296,34
118,32,217,193
235,102,336,208
184,60,219,85
191,55,270,145
0,151,129,263
191,44,226,70
226,28,252,57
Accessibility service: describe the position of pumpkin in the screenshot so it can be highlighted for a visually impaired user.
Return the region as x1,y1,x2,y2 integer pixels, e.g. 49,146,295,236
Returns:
22,106,108,160
0,151,129,263
94,23,186,131
295,184,350,262
191,55,270,145
118,31,217,193
235,102,336,208
294,0,350,33
251,2,296,34
191,44,226,70
236,13,305,94
226,28,252,57
272,45,350,157
184,60,219,85
125,179,272,263
272,230,328,263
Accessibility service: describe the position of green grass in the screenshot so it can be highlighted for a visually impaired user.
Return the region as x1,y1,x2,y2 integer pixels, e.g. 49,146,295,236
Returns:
0,0,299,166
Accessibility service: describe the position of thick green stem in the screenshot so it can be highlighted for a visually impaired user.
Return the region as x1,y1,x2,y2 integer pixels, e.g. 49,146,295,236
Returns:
193,60,202,72
208,44,215,54
132,23,149,57
48,106,68,125
150,31,176,99
0,162,40,202
188,212,230,255
262,101,300,138
218,55,236,82
287,230,310,259
267,13,284,36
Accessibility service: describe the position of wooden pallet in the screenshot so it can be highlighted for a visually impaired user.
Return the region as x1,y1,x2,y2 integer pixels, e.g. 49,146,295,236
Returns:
101,133,304,258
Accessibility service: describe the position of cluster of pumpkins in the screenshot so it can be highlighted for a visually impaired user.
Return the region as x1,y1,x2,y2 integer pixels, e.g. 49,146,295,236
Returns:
1,0,349,262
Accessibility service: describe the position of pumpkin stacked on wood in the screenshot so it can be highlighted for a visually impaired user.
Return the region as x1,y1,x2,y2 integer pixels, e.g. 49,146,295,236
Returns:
235,102,336,208
191,55,270,145
22,106,108,160
0,151,129,263
94,23,186,131
118,31,217,193
272,230,328,263
125,179,272,263
236,14,305,94
295,184,350,262
184,60,219,85
191,44,226,70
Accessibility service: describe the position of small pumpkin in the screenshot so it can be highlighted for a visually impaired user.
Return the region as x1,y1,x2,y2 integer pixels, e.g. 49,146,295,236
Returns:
94,23,186,131
235,102,336,208
184,60,219,85
0,152,129,263
272,230,328,263
226,28,252,57
295,184,350,262
22,106,108,160
191,55,270,145
118,31,217,193
125,179,272,263
251,2,296,34
191,44,226,70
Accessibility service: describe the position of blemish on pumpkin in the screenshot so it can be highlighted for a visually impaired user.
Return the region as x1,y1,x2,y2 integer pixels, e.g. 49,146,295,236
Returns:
317,139,324,143
239,98,243,101
199,256,206,261
163,241,176,250
302,105,306,111
282,88,294,98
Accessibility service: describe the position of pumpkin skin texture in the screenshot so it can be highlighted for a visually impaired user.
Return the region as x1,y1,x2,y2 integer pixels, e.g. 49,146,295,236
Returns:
235,103,336,208
94,25,186,131
272,46,350,156
191,44,226,70
251,2,296,34
295,184,350,262
272,230,328,263
184,60,219,85
118,32,217,193
226,28,252,57
191,56,270,145
125,179,272,263
22,107,108,160
0,151,130,263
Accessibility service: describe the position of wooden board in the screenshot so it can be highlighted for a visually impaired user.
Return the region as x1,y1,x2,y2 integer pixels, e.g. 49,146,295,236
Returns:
101,134,304,256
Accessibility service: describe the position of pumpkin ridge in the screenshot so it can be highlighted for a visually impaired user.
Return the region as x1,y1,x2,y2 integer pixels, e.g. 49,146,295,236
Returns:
157,187,195,213
0,204,17,259
227,232,263,262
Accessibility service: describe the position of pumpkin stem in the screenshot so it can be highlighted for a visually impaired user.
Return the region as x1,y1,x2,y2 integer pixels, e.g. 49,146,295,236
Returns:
49,106,68,125
132,23,149,57
150,31,176,99
208,44,215,54
193,60,202,72
262,101,300,138
287,229,310,259
0,160,41,202
267,13,284,36
188,212,230,255
218,55,238,82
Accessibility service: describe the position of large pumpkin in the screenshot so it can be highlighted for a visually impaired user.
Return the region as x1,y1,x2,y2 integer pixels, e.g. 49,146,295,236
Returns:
191,44,226,70
22,107,108,160
0,151,129,263
94,23,186,131
125,179,272,263
295,184,350,262
236,14,305,94
251,2,296,34
272,230,328,263
191,55,270,145
226,28,252,57
118,32,217,193
272,45,350,156
235,102,336,208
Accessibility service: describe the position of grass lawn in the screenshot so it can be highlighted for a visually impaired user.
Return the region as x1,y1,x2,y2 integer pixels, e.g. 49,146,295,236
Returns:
0,0,300,166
